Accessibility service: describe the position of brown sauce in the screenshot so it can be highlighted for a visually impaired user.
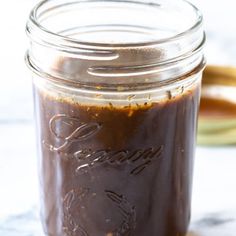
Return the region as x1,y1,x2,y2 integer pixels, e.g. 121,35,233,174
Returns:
199,97,236,118
34,85,200,236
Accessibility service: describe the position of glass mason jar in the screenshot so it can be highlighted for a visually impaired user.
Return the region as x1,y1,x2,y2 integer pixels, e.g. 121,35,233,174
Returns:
26,0,205,235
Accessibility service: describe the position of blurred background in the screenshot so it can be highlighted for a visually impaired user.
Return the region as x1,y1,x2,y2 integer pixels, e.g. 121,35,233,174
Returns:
0,0,236,235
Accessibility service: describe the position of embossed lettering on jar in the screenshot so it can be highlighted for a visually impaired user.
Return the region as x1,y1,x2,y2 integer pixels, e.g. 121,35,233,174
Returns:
26,0,205,235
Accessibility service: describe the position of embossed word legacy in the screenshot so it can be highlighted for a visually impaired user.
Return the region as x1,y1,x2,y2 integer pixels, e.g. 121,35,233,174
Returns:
43,114,164,175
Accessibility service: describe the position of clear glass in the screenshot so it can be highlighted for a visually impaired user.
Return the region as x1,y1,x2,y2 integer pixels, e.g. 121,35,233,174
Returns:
26,0,205,235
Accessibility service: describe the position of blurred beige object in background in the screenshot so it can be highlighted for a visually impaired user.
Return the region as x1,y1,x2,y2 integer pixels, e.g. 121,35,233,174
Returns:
198,65,236,145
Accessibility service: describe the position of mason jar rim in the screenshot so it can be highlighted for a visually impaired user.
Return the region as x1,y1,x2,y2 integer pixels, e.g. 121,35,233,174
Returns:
26,0,205,92
26,0,203,49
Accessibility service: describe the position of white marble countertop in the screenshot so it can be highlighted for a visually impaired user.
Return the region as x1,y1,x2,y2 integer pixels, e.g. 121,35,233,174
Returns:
1,0,236,235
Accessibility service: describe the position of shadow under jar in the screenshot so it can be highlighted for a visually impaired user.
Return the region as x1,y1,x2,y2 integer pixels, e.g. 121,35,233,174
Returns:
26,0,205,235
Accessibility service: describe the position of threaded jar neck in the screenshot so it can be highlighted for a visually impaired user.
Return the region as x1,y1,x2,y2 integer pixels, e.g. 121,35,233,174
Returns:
26,0,205,91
